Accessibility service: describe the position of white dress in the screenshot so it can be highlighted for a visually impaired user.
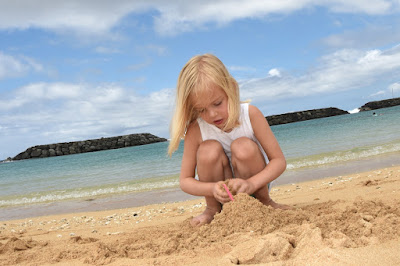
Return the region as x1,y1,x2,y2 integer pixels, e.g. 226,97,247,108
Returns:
197,103,269,165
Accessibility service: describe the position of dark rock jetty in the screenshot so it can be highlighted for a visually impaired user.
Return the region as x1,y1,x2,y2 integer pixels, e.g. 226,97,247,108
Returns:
359,97,400,111
12,133,167,160
266,107,348,126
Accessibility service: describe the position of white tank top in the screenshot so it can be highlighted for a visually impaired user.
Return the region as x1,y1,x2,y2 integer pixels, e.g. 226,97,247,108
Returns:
197,103,269,164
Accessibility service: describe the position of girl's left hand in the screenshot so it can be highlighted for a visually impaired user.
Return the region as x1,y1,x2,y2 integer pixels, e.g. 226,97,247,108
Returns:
213,181,231,203
228,179,256,195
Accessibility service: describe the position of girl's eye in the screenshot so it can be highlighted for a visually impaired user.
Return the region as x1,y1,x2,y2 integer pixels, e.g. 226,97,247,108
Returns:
214,101,222,106
198,109,205,113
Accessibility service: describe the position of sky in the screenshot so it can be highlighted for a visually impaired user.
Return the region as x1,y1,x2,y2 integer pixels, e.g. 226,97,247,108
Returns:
1,0,400,159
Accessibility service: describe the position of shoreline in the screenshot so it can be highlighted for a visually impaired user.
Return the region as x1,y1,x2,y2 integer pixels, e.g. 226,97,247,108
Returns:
1,164,399,265
1,152,399,221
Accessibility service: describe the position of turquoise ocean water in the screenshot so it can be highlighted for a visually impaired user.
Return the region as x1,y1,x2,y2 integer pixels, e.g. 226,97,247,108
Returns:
1,106,400,220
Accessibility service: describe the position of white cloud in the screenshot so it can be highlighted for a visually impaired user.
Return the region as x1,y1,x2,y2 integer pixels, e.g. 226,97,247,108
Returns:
229,65,256,72
0,1,399,36
365,82,400,98
325,0,394,14
127,58,153,71
383,43,400,55
142,44,168,56
95,46,121,54
357,49,381,64
0,51,43,79
389,82,400,96
0,82,83,110
368,90,386,97
268,68,281,77
153,0,400,36
22,82,82,99
389,82,400,91
239,44,400,103
323,24,400,49
0,1,148,34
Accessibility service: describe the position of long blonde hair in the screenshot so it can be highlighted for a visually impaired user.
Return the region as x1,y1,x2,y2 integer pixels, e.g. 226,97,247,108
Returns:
168,54,241,155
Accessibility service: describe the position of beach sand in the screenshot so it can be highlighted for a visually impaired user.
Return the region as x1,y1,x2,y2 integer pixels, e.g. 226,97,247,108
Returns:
1,165,400,265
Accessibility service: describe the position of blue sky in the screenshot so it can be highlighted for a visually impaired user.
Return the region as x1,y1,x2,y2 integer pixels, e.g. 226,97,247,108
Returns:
1,0,400,159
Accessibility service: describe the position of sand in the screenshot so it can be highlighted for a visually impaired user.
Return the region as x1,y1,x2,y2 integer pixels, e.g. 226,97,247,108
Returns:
1,165,400,265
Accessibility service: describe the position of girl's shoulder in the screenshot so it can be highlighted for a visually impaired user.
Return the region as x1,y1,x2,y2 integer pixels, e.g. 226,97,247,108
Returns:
248,104,263,117
187,119,200,133
248,104,269,127
185,120,202,144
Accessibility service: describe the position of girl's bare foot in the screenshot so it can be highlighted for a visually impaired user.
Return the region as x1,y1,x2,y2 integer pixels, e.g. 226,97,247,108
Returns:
261,198,292,210
190,207,219,227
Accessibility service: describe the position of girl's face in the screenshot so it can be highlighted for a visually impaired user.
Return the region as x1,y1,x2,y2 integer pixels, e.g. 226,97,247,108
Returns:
192,84,229,130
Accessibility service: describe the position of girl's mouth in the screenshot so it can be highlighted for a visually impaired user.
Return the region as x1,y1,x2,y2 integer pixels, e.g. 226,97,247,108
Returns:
214,119,223,125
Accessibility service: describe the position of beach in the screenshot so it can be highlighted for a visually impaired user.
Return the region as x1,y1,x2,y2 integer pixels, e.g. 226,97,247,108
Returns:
1,165,399,265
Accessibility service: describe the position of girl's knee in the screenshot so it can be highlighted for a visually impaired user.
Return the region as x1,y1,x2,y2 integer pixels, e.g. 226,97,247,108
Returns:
197,140,225,165
231,137,260,161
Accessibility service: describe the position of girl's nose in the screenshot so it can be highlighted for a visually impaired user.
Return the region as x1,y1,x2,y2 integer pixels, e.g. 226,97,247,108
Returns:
208,108,217,117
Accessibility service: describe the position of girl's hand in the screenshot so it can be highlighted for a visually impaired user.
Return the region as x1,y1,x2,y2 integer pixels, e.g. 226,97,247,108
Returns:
228,179,256,195
213,181,231,203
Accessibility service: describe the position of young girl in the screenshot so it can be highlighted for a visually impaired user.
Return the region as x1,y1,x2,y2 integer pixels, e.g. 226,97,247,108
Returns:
168,54,288,226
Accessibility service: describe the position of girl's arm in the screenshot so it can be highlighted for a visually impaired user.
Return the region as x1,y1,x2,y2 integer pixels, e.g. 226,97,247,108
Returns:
242,105,287,192
179,122,216,197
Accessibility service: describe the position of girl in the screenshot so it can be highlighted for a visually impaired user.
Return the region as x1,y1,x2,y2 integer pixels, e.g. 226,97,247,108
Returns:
168,54,288,226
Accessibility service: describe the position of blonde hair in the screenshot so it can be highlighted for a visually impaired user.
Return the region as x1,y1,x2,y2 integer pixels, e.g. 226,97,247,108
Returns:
168,54,241,155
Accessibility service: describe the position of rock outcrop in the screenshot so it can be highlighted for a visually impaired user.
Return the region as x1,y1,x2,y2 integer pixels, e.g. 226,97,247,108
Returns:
359,97,400,111
266,107,349,126
12,133,167,160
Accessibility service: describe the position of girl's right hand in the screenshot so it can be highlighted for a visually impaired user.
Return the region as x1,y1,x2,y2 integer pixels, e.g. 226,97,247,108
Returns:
213,181,231,203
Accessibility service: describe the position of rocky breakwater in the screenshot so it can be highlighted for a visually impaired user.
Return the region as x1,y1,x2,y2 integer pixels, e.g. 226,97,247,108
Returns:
266,107,349,126
359,97,400,111
12,133,167,160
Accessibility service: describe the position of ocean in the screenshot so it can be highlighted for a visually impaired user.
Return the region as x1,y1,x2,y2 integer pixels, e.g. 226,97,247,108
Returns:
1,106,400,220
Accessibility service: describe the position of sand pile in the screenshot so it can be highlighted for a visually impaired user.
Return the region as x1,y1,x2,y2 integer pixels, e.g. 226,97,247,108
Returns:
202,194,307,235
195,194,400,264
